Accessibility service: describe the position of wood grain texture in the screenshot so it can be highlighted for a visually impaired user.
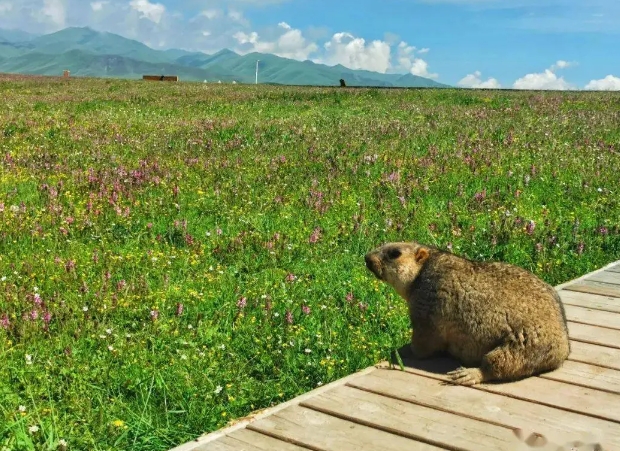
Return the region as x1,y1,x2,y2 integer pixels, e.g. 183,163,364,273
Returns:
348,368,618,450
247,404,444,451
564,304,620,330
567,321,620,349
568,340,620,370
301,385,519,451
559,290,620,313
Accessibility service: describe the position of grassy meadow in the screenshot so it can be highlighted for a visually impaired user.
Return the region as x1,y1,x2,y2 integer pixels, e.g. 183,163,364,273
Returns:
0,74,619,451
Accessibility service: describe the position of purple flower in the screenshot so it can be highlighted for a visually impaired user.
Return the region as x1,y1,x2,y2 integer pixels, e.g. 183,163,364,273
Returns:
0,314,9,329
43,311,52,324
308,227,321,244
285,310,293,324
598,226,609,236
33,293,43,306
302,304,311,315
525,220,536,235
30,310,39,321
474,190,486,202
285,273,297,282
345,292,354,303
237,297,247,309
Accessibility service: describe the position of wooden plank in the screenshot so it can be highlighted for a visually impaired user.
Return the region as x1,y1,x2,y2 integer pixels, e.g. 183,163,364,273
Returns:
540,360,620,394
348,368,617,450
300,385,520,451
196,429,308,451
559,290,620,313
586,270,620,286
568,321,620,349
569,340,620,371
564,304,620,330
376,357,620,424
563,280,620,298
246,404,444,451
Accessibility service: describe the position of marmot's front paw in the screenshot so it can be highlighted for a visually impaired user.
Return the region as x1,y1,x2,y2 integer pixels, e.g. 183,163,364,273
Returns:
447,367,484,386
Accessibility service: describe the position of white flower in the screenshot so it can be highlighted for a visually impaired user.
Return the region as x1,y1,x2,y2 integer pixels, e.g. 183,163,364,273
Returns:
58,439,68,446
305,348,312,354
108,345,114,351
82,306,88,312
25,355,33,365
0,276,6,282
106,328,112,335
18,405,26,412
219,344,225,350
598,188,603,192
214,385,223,394
28,425,39,433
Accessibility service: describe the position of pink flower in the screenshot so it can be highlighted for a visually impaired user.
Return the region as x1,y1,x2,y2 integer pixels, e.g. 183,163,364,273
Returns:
237,297,247,309
285,273,297,282
285,310,293,324
525,220,536,235
345,292,354,303
0,314,9,329
302,304,311,315
176,303,184,316
33,293,43,306
308,227,322,244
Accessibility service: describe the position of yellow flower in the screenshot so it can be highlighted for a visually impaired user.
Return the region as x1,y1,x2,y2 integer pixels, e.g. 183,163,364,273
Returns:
111,419,125,428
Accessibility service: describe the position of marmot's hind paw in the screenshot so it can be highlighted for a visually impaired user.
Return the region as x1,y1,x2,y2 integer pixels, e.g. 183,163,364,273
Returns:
447,367,484,386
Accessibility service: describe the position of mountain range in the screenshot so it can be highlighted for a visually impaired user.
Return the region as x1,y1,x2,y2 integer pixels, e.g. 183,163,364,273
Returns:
0,27,449,88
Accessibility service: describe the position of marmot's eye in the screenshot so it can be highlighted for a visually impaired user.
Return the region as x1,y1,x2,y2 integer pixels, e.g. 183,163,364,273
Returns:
386,248,401,260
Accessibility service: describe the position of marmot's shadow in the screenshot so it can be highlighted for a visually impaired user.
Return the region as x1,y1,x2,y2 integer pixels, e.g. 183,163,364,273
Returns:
387,344,528,386
388,344,461,374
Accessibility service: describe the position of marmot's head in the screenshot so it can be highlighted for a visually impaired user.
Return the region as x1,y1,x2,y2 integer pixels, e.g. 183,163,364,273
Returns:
365,241,430,299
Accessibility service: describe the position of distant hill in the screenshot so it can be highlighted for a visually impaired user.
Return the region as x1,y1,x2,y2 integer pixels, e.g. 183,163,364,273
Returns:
0,26,450,87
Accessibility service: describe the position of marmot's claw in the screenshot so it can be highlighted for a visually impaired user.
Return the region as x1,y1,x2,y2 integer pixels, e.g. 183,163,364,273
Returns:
447,367,483,386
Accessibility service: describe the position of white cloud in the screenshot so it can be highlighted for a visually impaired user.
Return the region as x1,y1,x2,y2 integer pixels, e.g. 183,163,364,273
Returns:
391,41,437,78
513,69,573,90
234,22,318,61
457,71,501,88
550,59,576,71
322,32,392,73
200,9,220,19
0,1,12,14
130,0,165,24
42,0,66,27
584,75,620,91
90,1,108,12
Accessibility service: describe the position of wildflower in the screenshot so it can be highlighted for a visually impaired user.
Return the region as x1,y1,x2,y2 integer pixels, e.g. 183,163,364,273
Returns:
30,310,39,321
111,419,125,428
1,276,6,282
305,348,311,353
150,309,159,321
525,220,536,235
358,302,368,312
82,306,89,312
236,297,247,309
43,311,52,324
285,310,293,324
0,314,9,329
285,273,297,282
474,190,486,202
106,328,112,334
176,303,184,316
216,228,222,235
345,292,354,303
308,227,322,244
108,345,114,351
58,439,68,448
65,260,76,272
18,405,26,412
598,226,609,235
576,242,585,255
28,425,39,434
214,385,223,394
302,304,311,315
25,355,33,365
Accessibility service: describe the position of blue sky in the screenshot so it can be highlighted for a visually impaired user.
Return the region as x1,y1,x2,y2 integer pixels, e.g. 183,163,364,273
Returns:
0,0,619,89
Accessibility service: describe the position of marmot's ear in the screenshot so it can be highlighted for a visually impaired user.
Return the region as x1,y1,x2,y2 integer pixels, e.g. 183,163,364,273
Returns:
415,248,429,264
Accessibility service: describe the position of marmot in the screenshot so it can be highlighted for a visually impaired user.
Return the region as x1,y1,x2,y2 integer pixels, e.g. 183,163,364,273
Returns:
365,241,571,385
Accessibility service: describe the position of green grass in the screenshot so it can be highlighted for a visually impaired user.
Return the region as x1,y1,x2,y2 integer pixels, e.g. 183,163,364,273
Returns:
0,74,619,451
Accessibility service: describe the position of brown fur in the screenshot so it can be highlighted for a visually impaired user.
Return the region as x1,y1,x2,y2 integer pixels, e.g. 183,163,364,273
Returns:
365,241,571,385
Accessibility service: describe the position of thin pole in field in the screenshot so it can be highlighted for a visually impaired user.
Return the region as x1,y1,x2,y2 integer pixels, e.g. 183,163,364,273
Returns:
256,60,260,84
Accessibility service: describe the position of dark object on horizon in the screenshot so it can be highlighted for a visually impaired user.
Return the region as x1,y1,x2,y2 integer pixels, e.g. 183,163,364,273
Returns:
339,78,346,87
143,75,179,82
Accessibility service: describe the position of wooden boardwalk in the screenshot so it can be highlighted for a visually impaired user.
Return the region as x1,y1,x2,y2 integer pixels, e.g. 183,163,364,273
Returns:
171,260,620,451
